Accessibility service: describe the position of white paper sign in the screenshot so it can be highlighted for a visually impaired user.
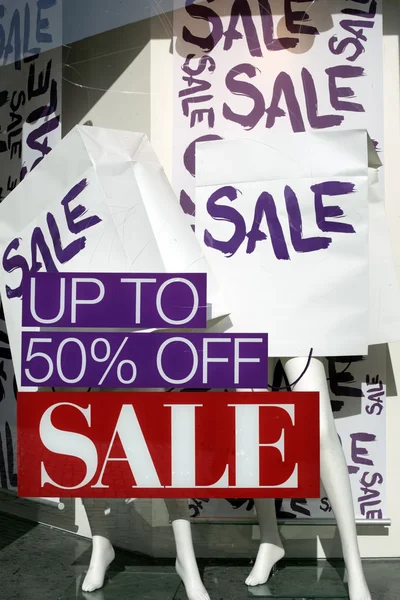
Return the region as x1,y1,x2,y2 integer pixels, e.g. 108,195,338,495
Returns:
174,0,400,348
0,0,62,491
0,125,227,389
0,0,62,195
196,130,374,357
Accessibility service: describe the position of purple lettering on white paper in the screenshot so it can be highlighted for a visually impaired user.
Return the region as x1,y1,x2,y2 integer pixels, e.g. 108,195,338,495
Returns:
0,1,61,201
174,0,381,221
0,0,61,495
2,180,102,300
203,181,356,260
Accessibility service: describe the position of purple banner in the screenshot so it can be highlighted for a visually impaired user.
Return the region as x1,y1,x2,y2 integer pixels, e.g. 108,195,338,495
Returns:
22,273,207,329
21,332,268,389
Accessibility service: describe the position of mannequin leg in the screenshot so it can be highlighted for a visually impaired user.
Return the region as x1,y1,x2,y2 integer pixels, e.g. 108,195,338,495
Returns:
237,385,285,586
81,499,115,592
282,357,371,600
245,498,285,586
165,500,210,600
51,389,116,591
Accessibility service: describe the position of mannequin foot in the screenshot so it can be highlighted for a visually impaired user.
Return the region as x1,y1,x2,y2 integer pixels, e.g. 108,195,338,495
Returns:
347,571,371,600
82,590,105,600
246,543,285,587
82,536,115,592
175,558,210,600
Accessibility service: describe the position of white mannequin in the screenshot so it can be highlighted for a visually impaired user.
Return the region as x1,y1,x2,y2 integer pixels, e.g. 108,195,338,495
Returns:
244,357,371,600
82,499,210,600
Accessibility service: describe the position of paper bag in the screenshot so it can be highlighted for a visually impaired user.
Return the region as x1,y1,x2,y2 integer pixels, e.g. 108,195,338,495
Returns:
0,125,227,388
195,129,398,357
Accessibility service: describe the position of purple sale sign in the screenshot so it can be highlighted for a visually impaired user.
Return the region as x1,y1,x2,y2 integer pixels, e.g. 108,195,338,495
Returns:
21,332,268,389
22,273,207,329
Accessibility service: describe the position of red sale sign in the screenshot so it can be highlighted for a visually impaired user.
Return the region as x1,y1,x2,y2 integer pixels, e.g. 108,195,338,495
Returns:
17,391,320,498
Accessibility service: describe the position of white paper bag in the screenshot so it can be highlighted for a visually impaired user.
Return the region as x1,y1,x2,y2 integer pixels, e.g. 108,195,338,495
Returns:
195,129,397,357
0,125,227,388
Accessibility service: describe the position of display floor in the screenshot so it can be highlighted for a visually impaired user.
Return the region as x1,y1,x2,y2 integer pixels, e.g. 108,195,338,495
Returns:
61,564,350,599
0,511,398,600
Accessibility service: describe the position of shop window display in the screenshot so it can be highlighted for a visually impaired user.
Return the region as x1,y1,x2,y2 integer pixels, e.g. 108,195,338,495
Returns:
0,2,399,600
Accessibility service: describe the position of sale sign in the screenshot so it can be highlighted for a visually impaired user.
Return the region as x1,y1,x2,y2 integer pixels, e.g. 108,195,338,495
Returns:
20,272,268,389
22,272,208,329
0,0,62,198
173,0,400,354
195,129,373,357
21,331,268,388
17,391,320,498
173,0,383,221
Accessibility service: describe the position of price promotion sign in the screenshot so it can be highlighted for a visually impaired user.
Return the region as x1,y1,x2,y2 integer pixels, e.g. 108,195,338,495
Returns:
17,272,320,498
